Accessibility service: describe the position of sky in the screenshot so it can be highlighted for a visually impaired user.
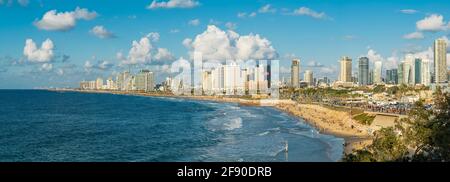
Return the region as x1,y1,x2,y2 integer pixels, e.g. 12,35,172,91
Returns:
1,0,450,89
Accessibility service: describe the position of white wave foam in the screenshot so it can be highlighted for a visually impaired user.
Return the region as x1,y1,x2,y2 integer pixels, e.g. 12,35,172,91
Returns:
257,131,270,136
224,117,242,130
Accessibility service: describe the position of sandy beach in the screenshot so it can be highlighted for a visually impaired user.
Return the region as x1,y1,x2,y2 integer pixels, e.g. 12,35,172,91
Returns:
52,89,372,156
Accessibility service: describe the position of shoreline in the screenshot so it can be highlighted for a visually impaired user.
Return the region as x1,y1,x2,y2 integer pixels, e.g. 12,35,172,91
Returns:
49,88,372,156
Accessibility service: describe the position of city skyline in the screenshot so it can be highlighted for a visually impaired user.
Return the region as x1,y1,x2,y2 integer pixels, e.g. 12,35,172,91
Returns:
1,0,450,89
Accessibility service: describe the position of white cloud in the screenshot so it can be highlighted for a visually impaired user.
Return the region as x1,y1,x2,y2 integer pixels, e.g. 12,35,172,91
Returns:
283,53,297,60
84,60,113,72
90,25,115,39
208,19,221,25
403,31,424,39
258,4,276,14
249,12,257,17
237,12,247,18
56,68,64,76
188,19,200,26
225,22,237,30
307,60,324,67
366,48,398,70
118,33,174,65
154,48,175,61
416,14,448,32
40,63,53,72
400,9,418,14
170,29,180,33
183,25,278,61
123,36,153,65
146,32,160,42
34,7,97,31
0,0,28,6
23,38,54,63
147,0,199,9
292,7,329,20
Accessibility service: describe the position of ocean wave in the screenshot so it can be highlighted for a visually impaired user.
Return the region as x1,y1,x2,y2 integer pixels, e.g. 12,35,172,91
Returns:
257,131,270,136
223,117,242,130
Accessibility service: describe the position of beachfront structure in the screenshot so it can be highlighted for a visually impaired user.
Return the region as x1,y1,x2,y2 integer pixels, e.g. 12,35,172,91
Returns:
135,69,155,92
339,56,352,82
202,71,212,94
96,78,103,90
223,62,245,94
291,59,300,88
358,57,369,86
105,77,116,90
373,61,382,84
116,71,131,91
434,38,448,83
304,70,313,87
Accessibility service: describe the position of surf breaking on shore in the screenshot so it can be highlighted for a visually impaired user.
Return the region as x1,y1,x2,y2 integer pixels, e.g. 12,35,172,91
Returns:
50,88,372,156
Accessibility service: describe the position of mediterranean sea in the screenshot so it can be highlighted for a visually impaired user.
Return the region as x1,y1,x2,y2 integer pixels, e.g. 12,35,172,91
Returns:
0,90,344,162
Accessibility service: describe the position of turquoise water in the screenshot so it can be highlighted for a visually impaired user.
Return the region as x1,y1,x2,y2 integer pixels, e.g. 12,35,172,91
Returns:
0,90,344,162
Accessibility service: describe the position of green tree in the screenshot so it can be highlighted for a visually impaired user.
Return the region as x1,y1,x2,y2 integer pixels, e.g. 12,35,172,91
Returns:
344,87,450,162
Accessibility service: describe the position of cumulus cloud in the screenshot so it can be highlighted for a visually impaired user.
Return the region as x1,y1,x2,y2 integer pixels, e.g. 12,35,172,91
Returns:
146,32,160,42
292,7,329,20
403,31,424,39
400,9,418,14
188,19,200,26
23,38,54,63
306,60,324,67
147,0,199,9
118,33,174,65
90,25,115,39
154,48,175,61
237,12,256,18
416,14,448,32
84,60,113,72
225,22,237,30
258,4,276,14
365,48,398,70
34,7,97,31
183,25,278,61
40,63,53,72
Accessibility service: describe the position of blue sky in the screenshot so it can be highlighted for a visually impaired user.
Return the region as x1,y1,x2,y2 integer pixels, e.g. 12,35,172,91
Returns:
1,0,449,88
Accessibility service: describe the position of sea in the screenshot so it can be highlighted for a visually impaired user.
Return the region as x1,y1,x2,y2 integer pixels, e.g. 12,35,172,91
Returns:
0,90,344,162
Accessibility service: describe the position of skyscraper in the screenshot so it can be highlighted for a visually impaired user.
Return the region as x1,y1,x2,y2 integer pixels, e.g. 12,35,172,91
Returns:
358,57,369,86
339,56,352,82
421,59,431,86
373,61,382,84
434,38,448,83
386,70,392,84
413,58,422,85
398,62,404,85
392,69,398,84
403,58,412,85
291,59,300,87
304,70,313,86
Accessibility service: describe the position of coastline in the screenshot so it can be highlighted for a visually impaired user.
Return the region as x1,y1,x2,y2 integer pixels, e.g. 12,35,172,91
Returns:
49,89,372,156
